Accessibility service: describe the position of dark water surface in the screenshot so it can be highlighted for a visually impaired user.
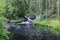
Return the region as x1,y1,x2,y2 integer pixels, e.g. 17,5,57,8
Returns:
8,24,60,40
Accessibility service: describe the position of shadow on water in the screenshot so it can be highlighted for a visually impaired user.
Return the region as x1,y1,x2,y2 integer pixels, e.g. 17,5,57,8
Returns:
4,20,60,40
7,24,60,40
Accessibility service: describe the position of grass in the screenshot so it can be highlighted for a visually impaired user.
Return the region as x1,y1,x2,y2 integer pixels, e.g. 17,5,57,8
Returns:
33,19,60,35
0,17,8,21
10,19,24,23
0,17,24,23
34,19,60,28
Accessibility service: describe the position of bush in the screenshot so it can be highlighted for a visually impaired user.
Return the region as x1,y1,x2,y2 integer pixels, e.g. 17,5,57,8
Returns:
0,17,9,40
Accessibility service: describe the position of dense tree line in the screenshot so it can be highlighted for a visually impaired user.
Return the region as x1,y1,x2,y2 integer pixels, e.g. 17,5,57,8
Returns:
0,0,29,20
0,0,60,20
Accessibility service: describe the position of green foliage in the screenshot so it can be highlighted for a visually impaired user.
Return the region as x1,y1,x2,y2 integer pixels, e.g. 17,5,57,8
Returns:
34,19,60,35
0,0,27,19
34,19,60,28
10,19,24,23
0,0,6,16
0,0,60,39
11,0,26,19
0,0,13,19
0,17,9,40
50,28,60,35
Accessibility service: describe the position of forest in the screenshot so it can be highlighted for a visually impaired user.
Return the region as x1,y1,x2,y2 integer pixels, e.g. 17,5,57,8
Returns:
0,0,60,40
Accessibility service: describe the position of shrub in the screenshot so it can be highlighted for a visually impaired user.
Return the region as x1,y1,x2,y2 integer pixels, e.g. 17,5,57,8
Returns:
0,17,9,40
